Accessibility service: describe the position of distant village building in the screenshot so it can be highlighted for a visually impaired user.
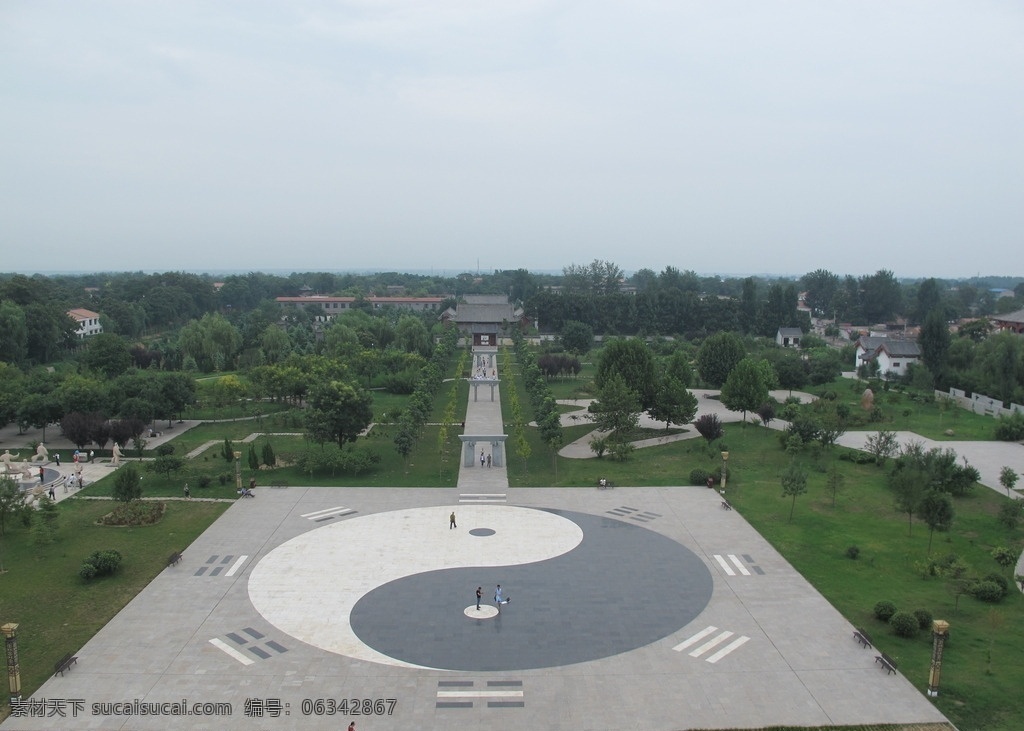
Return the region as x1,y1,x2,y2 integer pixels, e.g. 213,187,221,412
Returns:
68,308,103,339
854,335,922,378
775,327,803,348
441,295,525,346
991,308,1024,335
275,294,449,319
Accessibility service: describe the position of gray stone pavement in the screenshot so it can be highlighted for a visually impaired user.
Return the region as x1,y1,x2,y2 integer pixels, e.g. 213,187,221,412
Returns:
0,362,959,729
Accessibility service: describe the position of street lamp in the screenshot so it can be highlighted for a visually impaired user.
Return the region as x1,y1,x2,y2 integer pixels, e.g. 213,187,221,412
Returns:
2,622,21,702
721,451,729,491
233,451,242,490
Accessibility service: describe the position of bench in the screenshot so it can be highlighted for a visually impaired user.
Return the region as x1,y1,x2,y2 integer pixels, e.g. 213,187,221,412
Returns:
875,652,897,675
53,652,78,677
721,500,732,510
167,551,183,567
852,628,873,648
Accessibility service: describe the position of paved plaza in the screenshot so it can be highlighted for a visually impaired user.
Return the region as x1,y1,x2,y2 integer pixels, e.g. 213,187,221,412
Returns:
1,485,951,731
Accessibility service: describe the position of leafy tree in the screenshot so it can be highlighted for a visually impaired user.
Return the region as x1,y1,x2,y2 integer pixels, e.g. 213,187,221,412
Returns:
891,463,926,536
694,413,724,444
918,309,950,382
999,466,1019,498
0,477,23,535
696,332,745,387
248,443,260,471
146,455,185,478
112,464,142,502
81,333,133,378
920,490,955,553
757,401,776,428
589,372,641,441
305,380,374,448
780,463,808,521
594,339,657,410
647,376,698,431
860,269,903,323
0,301,29,364
720,358,771,427
865,430,899,466
260,324,292,364
801,269,840,318
559,320,594,356
991,546,1016,572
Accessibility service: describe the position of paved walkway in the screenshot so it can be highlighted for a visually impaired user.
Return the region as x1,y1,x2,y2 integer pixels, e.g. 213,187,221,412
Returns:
456,348,510,495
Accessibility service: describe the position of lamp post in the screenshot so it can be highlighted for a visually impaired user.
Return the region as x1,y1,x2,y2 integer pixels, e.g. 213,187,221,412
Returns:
721,451,729,491
2,622,21,703
927,619,950,697
233,451,242,490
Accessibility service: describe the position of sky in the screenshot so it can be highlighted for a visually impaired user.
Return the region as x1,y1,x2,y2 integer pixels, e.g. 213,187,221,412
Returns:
2,1,1022,280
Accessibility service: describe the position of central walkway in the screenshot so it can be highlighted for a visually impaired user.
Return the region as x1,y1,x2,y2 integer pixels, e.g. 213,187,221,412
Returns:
456,347,510,495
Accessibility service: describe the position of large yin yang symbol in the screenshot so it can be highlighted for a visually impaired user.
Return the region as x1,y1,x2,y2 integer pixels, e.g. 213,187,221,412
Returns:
248,505,713,671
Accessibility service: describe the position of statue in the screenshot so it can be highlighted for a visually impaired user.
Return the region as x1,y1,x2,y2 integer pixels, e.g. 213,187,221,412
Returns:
0,450,19,473
111,443,123,466
861,388,874,412
30,443,49,463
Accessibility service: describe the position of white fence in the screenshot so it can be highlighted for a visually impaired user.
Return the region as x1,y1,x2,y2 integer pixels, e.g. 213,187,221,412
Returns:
936,388,1024,419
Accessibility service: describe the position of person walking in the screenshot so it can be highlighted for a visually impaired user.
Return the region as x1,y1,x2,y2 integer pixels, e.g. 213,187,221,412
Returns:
450,511,457,529
47,484,55,500
486,454,491,468
54,452,61,467
480,450,485,467
476,586,482,610
38,466,44,483
184,483,191,499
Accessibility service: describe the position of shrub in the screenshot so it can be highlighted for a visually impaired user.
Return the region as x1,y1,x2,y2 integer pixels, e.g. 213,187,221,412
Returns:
218,473,229,486
79,549,123,580
874,600,897,622
155,443,175,456
913,609,933,630
198,475,212,488
970,580,1005,604
845,546,860,560
690,469,711,486
112,465,142,502
982,572,1009,599
889,611,918,638
994,412,1024,441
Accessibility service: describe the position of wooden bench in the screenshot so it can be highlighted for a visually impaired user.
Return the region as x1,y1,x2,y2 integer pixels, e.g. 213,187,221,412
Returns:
875,652,897,675
53,652,78,677
167,551,183,567
721,500,733,510
852,628,873,648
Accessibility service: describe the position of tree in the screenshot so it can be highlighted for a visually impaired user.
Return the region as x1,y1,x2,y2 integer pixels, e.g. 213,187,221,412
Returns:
560,320,594,356
865,430,899,466
81,333,133,378
891,464,926,536
589,373,641,440
860,269,903,324
999,466,1019,498
305,380,374,448
694,414,724,444
696,332,745,387
826,461,845,507
647,376,698,431
112,464,142,502
780,463,808,521
594,339,657,410
918,309,950,382
920,490,954,554
801,269,840,318
720,358,771,427
0,477,24,536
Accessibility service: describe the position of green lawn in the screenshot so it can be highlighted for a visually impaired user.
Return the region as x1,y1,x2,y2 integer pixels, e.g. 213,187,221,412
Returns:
0,499,230,700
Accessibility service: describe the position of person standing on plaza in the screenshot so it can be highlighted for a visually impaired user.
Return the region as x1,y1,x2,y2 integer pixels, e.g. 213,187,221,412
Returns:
476,586,482,610
54,452,61,466
450,511,457,529
486,454,491,468
38,466,44,483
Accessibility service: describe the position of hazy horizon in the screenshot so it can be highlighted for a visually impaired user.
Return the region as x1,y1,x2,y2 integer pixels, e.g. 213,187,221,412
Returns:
3,2,1022,279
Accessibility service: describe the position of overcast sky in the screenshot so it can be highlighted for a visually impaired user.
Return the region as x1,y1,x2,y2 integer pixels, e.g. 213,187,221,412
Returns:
2,1,1021,279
